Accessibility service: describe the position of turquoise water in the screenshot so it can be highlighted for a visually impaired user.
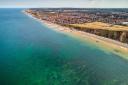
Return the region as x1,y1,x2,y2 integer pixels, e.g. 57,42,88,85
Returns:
0,9,128,85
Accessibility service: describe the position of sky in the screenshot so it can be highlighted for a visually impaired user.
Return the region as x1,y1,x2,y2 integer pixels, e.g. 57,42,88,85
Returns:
0,0,128,8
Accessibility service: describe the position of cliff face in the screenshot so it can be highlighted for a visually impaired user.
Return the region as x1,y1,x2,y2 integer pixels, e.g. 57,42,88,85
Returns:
67,25,128,44
120,32,128,43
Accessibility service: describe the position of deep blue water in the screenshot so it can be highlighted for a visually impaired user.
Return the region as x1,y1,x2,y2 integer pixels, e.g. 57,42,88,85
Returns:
0,9,128,85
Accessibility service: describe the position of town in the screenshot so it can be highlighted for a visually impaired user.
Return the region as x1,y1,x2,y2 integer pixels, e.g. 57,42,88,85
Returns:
26,8,128,25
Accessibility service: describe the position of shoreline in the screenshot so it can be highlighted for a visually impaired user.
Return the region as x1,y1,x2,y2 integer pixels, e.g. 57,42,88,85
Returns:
23,10,128,59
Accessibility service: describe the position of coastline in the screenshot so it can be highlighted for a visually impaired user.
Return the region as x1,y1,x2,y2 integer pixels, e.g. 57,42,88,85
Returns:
23,10,128,59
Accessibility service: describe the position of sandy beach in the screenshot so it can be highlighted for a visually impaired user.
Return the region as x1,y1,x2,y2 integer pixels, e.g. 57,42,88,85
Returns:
23,11,128,59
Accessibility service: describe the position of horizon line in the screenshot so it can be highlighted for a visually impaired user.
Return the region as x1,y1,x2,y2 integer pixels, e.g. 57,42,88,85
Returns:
0,7,128,9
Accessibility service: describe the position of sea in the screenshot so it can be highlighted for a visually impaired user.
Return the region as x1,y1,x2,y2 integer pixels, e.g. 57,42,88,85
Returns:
0,8,128,85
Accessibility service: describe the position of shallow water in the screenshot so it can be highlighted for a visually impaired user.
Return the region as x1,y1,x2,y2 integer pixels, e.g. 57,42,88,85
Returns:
0,9,128,85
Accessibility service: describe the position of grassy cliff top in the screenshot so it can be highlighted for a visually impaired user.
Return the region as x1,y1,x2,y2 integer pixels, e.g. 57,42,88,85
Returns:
69,22,128,31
